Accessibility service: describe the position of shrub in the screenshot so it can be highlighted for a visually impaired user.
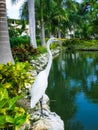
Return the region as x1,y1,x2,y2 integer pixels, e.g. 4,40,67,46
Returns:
0,62,33,129
12,44,35,62
37,46,47,54
62,38,98,50
0,88,30,130
10,37,41,48
10,36,30,48
0,62,33,97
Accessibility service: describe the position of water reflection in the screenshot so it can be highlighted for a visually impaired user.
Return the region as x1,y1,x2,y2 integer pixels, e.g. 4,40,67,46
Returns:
46,51,98,130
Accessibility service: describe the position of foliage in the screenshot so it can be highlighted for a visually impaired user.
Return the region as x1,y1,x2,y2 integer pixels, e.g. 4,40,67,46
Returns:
0,62,33,129
10,36,42,49
11,37,50,62
9,29,20,38
12,44,35,62
10,36,30,48
18,0,98,39
37,46,47,54
62,38,98,50
50,42,59,50
0,62,33,97
11,37,61,62
0,88,30,130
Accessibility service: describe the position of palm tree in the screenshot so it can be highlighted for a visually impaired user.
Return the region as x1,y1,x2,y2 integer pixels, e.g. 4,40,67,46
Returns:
28,0,37,49
12,0,37,50
0,0,14,64
46,0,69,38
20,0,46,47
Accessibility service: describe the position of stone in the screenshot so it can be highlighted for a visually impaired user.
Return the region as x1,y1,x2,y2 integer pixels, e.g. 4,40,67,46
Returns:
48,112,64,130
29,94,64,130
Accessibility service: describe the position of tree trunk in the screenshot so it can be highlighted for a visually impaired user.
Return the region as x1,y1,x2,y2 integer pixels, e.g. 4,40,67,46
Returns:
0,0,14,64
58,24,61,38
40,19,46,46
28,0,37,49
40,0,46,47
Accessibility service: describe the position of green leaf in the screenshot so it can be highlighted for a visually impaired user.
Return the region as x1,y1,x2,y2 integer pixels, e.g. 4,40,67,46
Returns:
0,116,14,128
6,115,14,123
8,96,21,110
0,108,7,115
14,115,26,126
0,115,6,127
0,88,8,101
0,99,8,108
15,126,20,130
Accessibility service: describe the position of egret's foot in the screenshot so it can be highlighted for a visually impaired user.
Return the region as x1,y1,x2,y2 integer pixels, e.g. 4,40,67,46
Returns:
40,108,45,118
40,109,50,118
40,113,44,118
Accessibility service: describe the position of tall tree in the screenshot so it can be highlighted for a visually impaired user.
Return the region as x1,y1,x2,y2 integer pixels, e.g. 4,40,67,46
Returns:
28,0,37,49
12,0,37,49
20,0,46,47
0,0,14,64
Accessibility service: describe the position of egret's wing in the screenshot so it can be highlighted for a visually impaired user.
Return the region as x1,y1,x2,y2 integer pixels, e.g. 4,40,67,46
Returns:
30,71,48,108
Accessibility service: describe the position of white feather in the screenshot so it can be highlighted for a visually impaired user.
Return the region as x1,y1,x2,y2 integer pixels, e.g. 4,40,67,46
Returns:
30,37,59,108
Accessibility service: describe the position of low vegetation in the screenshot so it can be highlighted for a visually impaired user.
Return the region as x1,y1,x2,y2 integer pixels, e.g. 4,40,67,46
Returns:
62,38,98,51
0,62,34,129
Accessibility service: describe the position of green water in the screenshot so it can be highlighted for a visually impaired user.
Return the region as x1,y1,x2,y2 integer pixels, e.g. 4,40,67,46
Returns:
47,51,98,130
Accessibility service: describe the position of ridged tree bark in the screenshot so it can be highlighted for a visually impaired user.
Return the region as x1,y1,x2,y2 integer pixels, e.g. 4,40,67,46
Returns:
0,0,14,64
40,0,46,47
28,0,37,49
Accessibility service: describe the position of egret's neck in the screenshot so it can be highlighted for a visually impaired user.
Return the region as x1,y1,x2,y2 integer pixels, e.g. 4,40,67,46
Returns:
45,44,52,77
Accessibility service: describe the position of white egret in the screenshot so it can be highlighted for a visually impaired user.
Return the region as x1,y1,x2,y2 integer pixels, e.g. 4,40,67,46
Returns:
30,37,59,113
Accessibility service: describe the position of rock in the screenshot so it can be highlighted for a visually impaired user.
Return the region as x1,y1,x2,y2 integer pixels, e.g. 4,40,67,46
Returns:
48,112,64,130
42,94,50,105
32,118,51,130
29,94,64,130
36,66,43,72
20,123,30,130
32,70,37,77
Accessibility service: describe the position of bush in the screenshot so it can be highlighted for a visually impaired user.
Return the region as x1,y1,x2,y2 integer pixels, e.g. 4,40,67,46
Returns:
12,44,35,62
62,38,98,50
0,88,30,130
37,46,47,54
10,36,30,48
10,37,42,48
0,62,33,97
0,62,33,129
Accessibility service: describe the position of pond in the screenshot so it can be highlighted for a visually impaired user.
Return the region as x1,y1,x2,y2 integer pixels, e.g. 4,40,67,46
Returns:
46,51,98,130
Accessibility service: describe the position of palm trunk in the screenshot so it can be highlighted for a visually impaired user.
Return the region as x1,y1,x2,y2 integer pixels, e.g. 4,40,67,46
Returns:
40,20,46,47
0,0,14,64
58,24,61,38
28,0,37,49
40,0,45,47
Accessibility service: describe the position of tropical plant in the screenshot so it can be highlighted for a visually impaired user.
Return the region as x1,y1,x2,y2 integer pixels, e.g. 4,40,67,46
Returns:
0,62,33,97
0,88,30,130
0,62,33,129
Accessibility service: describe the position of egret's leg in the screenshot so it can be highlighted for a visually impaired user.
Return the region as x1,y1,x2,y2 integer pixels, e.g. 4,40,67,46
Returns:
39,96,44,117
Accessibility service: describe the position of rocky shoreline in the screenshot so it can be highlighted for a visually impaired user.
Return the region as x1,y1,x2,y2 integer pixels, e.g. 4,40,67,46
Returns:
19,47,64,130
